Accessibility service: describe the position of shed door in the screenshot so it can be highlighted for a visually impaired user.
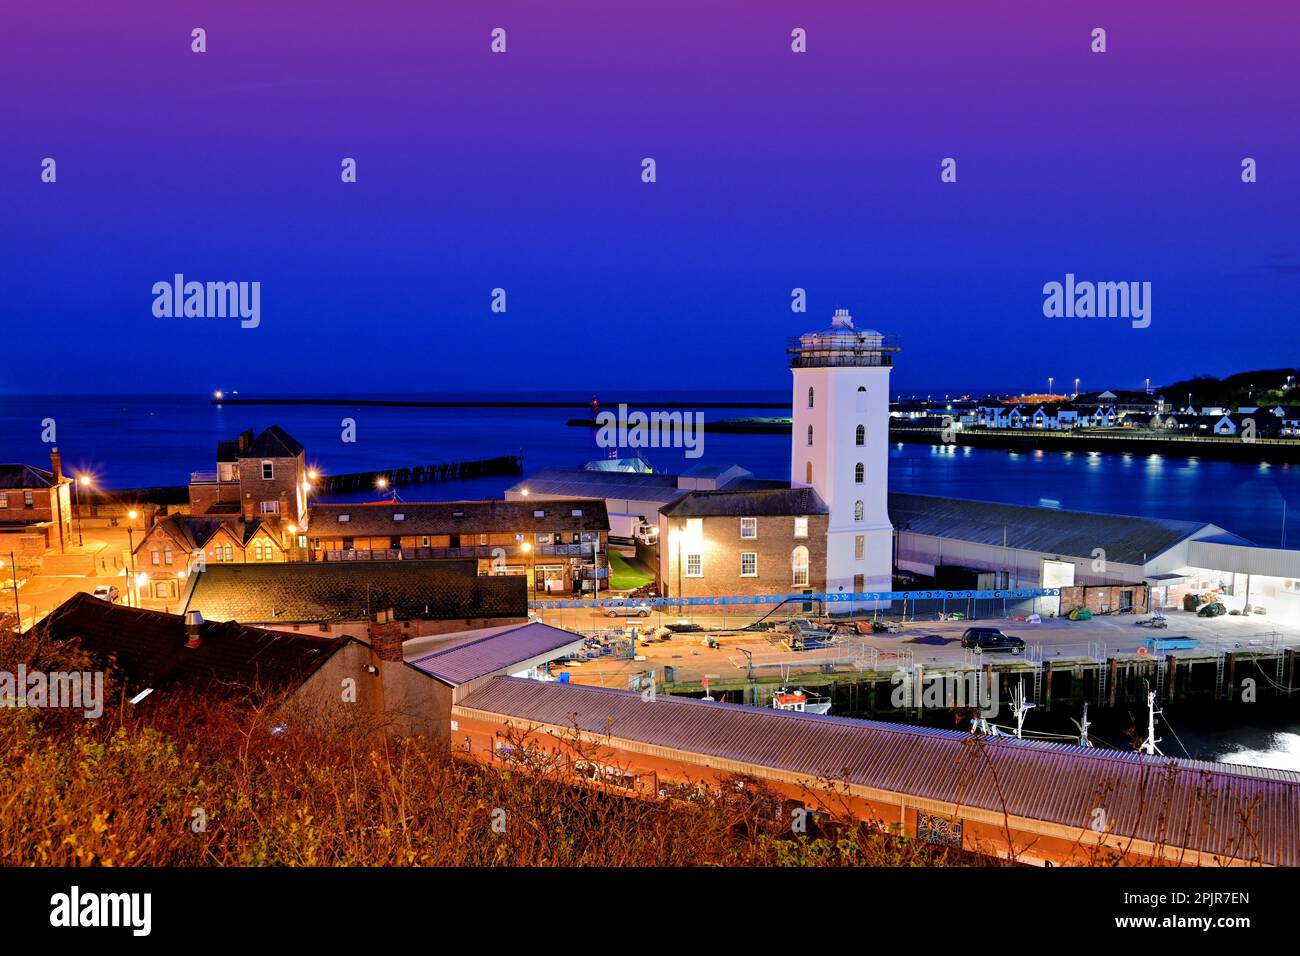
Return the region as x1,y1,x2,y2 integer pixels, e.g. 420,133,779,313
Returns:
1041,560,1075,617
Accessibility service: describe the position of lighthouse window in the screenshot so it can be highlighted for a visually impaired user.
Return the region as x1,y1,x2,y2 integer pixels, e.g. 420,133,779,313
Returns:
854,500,864,521
808,387,814,409
806,425,814,447
854,462,865,483
805,462,813,484
855,424,865,445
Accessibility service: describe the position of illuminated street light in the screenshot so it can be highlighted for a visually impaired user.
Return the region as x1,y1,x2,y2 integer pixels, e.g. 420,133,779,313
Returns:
126,510,140,607
375,476,388,490
73,473,92,547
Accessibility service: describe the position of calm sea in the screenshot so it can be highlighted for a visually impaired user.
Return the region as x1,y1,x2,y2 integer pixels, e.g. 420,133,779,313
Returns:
3,391,1298,767
3,391,1295,545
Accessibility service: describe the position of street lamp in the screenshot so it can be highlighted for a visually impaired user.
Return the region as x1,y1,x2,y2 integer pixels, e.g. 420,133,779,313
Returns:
74,474,91,547
126,509,139,608
1,555,20,630
521,540,534,593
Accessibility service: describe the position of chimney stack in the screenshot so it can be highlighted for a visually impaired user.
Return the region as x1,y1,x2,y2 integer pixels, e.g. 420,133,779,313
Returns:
368,617,405,663
50,448,63,482
238,429,253,453
184,610,204,649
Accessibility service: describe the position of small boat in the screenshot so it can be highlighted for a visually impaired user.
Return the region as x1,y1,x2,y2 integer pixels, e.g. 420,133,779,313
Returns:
771,686,832,715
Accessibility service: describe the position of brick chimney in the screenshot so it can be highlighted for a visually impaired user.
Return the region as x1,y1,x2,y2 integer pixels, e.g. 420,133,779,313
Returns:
184,610,204,649
368,616,405,663
50,448,63,482
238,429,253,454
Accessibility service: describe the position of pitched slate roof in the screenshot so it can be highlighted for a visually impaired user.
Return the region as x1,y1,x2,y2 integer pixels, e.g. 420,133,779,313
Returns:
0,464,59,489
889,493,1251,565
144,515,277,552
457,677,1300,866
307,499,609,538
242,425,304,458
507,468,690,505
44,592,347,697
182,559,526,624
661,486,828,518
407,622,586,685
216,439,241,463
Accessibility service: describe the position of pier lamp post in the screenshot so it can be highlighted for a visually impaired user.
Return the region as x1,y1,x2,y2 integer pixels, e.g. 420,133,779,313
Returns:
74,474,91,547
126,509,139,608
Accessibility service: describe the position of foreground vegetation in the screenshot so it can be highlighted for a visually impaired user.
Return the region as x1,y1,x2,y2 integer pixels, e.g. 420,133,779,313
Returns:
0,618,988,867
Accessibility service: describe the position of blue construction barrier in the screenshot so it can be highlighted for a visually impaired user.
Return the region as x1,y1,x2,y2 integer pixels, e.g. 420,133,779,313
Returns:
530,587,1060,610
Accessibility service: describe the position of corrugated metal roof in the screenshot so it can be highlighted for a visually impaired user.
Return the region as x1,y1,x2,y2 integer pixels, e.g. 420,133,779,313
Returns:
457,677,1300,865
408,623,585,685
890,493,1252,566
1188,540,1300,579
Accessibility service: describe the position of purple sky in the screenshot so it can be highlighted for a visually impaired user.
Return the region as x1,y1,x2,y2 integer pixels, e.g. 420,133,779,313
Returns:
4,1,1297,396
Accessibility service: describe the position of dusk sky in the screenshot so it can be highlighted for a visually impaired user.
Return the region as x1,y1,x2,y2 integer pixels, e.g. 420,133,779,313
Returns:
4,1,1297,396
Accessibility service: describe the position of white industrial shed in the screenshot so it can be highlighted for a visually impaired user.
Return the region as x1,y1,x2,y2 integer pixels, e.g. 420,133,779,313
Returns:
890,494,1300,620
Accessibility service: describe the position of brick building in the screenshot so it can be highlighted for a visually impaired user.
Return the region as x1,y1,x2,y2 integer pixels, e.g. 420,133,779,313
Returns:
305,499,610,595
0,449,74,560
187,426,308,528
130,425,308,608
657,487,829,599
132,514,289,607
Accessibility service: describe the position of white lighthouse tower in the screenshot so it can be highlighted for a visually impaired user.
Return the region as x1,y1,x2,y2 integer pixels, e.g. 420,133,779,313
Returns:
788,309,898,610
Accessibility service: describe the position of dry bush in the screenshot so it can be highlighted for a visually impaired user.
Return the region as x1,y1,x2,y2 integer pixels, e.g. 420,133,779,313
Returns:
0,624,1067,867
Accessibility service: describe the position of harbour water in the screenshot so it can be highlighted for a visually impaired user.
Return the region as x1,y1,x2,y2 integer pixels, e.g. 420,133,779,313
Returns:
3,392,1296,545
3,391,1298,767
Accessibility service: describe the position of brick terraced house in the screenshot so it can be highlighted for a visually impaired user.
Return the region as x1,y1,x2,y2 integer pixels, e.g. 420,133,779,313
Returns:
305,499,610,595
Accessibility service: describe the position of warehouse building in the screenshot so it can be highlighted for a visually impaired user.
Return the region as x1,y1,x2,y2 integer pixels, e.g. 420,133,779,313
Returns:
451,676,1299,866
889,493,1279,617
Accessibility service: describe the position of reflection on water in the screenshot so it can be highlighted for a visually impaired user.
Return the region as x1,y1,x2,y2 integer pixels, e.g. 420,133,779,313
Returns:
1216,731,1300,772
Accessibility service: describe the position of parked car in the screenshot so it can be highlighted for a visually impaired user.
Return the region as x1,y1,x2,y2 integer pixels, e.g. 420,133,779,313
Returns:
1197,602,1227,618
604,601,652,618
960,627,1025,654
91,585,121,604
